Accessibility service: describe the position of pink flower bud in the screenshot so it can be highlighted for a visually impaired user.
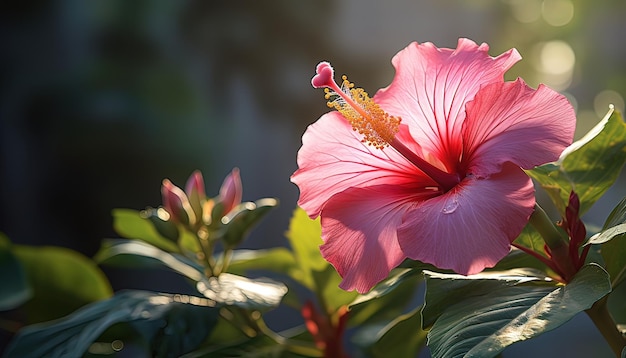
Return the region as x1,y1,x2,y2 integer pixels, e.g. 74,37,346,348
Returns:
161,179,195,225
185,170,206,224
219,168,242,214
185,170,206,199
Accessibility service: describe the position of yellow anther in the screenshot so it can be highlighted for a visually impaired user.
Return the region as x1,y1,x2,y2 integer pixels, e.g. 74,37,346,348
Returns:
323,75,401,149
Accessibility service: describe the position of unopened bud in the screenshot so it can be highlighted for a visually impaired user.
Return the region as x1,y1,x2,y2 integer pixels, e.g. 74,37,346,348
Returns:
161,179,196,226
185,170,206,224
218,168,242,215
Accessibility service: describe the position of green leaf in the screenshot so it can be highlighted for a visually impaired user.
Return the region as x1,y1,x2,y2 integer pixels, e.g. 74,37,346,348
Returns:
4,290,219,358
424,264,611,358
13,244,113,323
587,223,626,245
348,268,422,325
112,208,180,252
225,248,297,276
0,234,31,310
366,306,428,358
311,266,358,313
599,197,626,287
350,269,419,308
285,207,328,290
221,198,279,247
95,239,205,282
96,240,288,310
528,108,626,215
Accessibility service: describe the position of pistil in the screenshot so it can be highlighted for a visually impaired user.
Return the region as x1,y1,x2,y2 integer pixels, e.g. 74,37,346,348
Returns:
311,62,460,192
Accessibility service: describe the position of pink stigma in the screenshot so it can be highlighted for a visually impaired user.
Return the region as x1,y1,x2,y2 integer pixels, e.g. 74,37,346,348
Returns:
311,62,335,89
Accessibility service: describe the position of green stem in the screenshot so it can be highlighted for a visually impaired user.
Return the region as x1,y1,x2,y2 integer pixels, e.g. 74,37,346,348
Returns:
213,247,233,276
529,204,577,281
585,296,626,356
253,314,322,357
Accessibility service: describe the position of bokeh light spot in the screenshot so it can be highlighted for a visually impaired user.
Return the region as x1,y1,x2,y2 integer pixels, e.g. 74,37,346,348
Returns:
594,90,625,118
542,0,574,27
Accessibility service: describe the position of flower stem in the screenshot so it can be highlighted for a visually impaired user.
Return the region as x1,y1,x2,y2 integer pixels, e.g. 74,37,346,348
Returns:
529,204,577,281
585,296,626,356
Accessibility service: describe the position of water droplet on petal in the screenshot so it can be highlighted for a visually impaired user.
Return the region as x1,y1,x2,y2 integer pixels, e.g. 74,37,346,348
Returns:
442,198,459,214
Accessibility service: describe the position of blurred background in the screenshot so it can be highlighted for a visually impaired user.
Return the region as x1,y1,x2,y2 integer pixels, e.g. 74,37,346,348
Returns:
1,0,624,356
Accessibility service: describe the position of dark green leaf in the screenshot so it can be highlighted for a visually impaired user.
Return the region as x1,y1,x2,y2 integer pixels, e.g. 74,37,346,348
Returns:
96,240,288,310
348,268,421,325
599,196,626,287
13,244,113,323
366,306,428,358
528,108,626,215
422,268,552,328
0,234,31,310
604,196,626,229
4,290,219,358
221,198,278,247
311,266,358,313
112,208,180,252
95,239,205,282
424,264,611,358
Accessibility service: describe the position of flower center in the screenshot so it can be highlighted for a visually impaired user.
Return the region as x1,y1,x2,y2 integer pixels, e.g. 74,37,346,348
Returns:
311,61,460,192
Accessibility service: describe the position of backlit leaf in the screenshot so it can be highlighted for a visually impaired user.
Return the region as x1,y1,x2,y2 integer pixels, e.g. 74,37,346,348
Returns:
112,208,179,252
13,244,113,323
285,207,328,290
528,108,626,215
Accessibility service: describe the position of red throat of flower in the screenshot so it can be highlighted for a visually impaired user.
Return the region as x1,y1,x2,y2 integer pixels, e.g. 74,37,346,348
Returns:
311,61,460,192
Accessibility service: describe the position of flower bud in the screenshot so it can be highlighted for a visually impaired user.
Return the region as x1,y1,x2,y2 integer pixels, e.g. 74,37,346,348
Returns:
218,168,242,215
161,179,196,226
185,170,206,225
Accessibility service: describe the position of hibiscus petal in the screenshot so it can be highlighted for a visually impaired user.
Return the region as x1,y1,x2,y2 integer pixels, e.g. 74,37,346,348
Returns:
397,163,535,275
291,111,433,218
374,38,521,168
462,79,576,176
319,184,434,293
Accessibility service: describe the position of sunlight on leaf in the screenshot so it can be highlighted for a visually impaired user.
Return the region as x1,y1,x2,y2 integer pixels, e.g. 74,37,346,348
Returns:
95,239,205,281
587,223,626,245
424,264,611,358
196,273,288,309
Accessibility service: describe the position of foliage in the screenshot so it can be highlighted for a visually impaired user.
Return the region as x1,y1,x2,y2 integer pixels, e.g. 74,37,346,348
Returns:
2,108,626,357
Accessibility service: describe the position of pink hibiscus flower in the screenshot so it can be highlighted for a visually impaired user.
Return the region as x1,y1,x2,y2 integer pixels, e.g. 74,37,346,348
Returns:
291,38,576,293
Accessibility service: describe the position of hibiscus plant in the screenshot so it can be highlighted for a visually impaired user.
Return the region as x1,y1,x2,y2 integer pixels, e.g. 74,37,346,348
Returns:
2,38,626,357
